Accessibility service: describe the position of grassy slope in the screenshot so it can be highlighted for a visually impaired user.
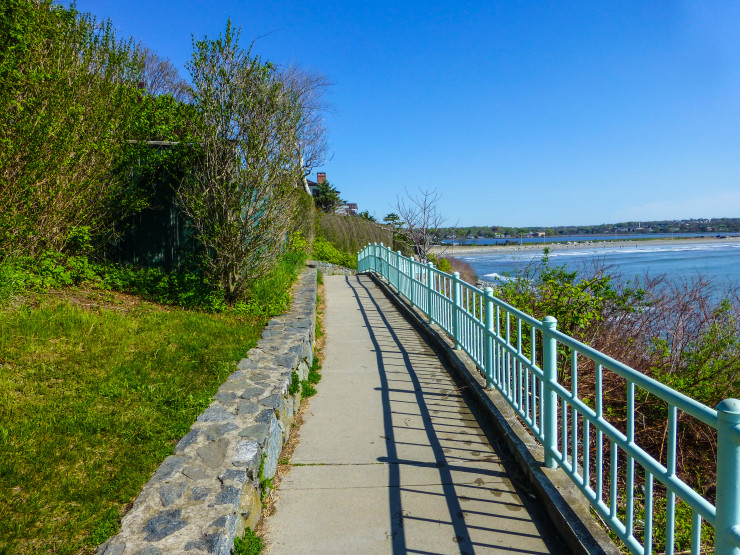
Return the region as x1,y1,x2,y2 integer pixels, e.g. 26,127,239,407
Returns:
0,293,264,553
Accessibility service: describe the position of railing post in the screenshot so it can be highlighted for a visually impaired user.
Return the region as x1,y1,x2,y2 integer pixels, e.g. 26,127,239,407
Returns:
483,288,494,389
427,262,434,323
542,315,558,469
379,243,385,280
372,243,377,274
716,398,740,555
398,251,404,297
452,272,461,350
409,257,415,308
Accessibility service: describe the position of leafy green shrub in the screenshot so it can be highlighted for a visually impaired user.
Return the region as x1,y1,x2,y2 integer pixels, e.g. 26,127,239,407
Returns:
234,529,263,555
312,236,357,269
301,380,317,397
288,371,300,395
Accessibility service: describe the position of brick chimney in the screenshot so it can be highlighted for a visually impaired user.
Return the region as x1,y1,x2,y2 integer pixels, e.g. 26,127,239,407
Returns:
317,172,326,184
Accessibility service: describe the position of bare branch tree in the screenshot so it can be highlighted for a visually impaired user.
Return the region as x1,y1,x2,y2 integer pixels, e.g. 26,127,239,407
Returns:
139,46,191,101
178,22,301,302
278,64,331,192
395,187,446,261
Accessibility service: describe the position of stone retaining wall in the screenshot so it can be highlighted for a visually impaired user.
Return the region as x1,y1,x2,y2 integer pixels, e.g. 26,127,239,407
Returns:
99,267,317,555
312,260,356,276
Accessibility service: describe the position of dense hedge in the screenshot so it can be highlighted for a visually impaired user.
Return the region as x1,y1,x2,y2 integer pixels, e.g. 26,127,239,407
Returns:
317,213,392,254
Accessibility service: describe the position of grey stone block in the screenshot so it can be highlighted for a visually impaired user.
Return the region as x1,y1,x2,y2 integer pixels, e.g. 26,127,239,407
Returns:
99,540,126,555
258,394,281,409
240,386,264,399
142,509,187,542
238,423,269,443
233,439,259,467
196,437,230,469
236,358,259,371
184,533,229,553
203,422,237,441
275,352,299,369
214,485,240,507
236,400,259,415
135,547,162,555
221,469,248,484
151,456,187,483
159,481,187,507
212,391,238,402
262,421,282,480
190,486,210,501
254,408,275,425
196,406,234,423
181,465,208,481
174,430,199,453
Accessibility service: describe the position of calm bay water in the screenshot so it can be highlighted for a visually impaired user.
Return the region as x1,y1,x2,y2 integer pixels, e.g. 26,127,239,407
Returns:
458,240,740,291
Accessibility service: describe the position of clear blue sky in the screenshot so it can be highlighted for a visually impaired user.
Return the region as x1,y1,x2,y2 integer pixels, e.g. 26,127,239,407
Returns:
71,0,740,227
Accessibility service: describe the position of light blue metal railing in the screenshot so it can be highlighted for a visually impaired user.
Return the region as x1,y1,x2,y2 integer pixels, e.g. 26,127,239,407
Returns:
358,243,740,555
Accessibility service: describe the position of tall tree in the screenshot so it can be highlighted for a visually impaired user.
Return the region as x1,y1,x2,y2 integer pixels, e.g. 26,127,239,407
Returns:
313,181,343,213
278,65,331,192
178,21,302,301
138,46,191,101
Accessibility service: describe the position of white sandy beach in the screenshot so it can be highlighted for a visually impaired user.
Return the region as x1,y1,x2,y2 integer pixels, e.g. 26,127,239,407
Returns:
430,236,740,256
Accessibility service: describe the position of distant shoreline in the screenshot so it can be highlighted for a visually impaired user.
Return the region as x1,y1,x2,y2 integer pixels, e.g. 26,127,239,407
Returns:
431,236,740,256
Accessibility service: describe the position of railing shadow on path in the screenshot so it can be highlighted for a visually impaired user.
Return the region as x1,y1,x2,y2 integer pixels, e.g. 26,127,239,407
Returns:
345,275,567,555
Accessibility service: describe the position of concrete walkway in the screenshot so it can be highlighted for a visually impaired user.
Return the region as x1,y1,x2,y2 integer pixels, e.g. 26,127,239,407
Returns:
263,275,565,554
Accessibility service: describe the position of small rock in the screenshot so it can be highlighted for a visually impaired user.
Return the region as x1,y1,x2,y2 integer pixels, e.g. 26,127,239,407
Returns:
135,547,163,555
238,423,269,443
233,440,259,466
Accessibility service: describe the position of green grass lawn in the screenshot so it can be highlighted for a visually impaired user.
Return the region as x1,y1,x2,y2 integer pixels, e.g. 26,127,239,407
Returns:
0,291,266,553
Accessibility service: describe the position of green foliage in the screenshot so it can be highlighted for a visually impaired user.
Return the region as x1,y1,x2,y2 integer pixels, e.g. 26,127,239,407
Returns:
312,181,343,213
358,210,376,221
649,300,740,407
312,237,357,269
288,371,300,395
179,20,302,302
234,529,264,555
308,355,322,384
496,248,646,340
0,0,147,256
436,257,452,273
318,212,392,255
301,380,317,397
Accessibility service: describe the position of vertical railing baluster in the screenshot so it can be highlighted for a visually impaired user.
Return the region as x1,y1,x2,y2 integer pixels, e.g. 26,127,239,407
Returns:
716,398,740,555
427,263,434,323
571,348,578,477
645,471,654,555
596,363,604,503
626,382,635,539
542,315,558,469
484,288,494,389
666,404,677,555
452,272,461,349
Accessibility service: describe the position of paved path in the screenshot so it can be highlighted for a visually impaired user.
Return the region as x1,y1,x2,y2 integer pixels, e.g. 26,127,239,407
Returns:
263,275,565,554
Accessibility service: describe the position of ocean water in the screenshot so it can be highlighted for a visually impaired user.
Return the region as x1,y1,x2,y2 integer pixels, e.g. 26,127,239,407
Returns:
459,241,740,291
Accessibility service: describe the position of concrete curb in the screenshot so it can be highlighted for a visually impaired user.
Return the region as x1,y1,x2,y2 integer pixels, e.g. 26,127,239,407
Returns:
98,267,317,555
366,272,621,555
